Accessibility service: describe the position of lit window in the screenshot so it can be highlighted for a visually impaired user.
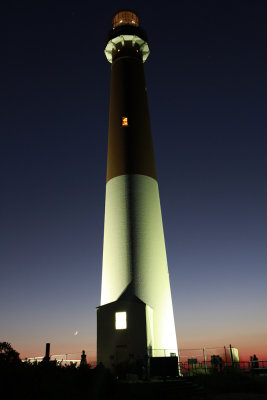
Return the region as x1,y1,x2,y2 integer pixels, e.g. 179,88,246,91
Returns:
115,312,127,329
122,117,128,126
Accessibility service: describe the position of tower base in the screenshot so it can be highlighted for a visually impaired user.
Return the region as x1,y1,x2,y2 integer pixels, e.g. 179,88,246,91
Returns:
97,294,154,371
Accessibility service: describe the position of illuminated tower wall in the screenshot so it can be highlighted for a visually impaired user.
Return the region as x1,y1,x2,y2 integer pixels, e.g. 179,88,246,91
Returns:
97,10,178,368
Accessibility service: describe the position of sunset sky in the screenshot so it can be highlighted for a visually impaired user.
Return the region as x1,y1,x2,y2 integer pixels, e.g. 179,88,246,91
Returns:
1,0,266,362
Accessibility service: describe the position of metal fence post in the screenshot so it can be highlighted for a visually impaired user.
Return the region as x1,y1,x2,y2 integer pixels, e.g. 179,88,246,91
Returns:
203,347,207,373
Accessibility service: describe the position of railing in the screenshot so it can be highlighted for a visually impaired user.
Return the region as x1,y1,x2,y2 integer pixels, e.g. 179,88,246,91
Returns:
150,349,178,357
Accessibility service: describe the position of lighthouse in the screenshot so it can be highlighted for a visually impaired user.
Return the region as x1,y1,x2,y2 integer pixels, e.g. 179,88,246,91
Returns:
97,10,178,370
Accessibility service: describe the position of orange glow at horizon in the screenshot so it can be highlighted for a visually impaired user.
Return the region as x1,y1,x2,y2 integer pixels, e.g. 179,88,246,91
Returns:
16,340,267,362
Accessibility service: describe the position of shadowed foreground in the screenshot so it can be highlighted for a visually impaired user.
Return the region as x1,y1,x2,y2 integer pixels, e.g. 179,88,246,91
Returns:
1,361,267,400
1,344,267,400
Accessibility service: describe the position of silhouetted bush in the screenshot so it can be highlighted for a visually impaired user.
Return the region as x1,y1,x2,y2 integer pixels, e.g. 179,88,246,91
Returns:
0,357,115,400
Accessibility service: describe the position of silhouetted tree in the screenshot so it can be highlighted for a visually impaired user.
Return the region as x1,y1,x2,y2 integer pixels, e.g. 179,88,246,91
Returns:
0,342,21,364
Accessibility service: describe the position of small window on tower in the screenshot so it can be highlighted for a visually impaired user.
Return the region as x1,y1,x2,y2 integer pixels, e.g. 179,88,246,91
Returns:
115,312,127,329
122,117,128,127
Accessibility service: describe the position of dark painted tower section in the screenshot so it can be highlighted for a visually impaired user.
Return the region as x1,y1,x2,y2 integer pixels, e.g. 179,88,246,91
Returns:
107,29,156,181
105,11,156,182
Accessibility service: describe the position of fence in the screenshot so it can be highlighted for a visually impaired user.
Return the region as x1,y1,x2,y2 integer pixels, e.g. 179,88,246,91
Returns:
179,359,267,375
178,346,239,364
23,346,267,375
24,350,97,368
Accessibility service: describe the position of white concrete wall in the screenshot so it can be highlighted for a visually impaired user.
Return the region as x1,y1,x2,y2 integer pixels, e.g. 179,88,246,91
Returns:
101,174,177,354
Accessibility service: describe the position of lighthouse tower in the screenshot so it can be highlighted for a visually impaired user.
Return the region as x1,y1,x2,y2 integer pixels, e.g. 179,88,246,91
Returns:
97,10,178,369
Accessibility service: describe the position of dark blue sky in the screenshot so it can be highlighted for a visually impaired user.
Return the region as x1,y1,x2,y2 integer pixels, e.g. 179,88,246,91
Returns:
1,0,266,359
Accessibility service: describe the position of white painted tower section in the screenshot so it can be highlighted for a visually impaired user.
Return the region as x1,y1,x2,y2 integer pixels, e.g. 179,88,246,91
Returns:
101,174,177,355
